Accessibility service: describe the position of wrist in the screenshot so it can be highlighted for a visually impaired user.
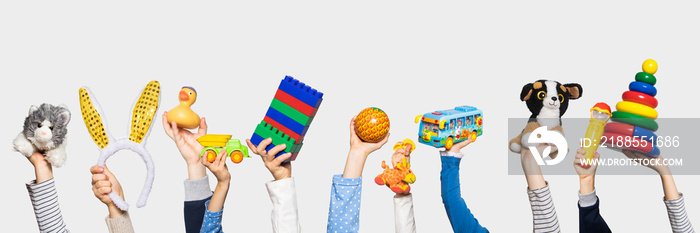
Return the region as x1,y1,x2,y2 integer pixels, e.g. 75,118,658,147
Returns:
217,177,231,185
654,166,671,175
347,149,370,161
107,203,124,219
215,180,230,192
274,174,291,181
34,164,53,183
579,176,595,194
343,149,369,179
186,163,206,180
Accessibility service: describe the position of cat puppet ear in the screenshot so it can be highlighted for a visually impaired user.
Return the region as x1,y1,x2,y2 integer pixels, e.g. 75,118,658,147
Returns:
128,81,160,145
57,104,71,127
78,87,114,149
28,105,39,115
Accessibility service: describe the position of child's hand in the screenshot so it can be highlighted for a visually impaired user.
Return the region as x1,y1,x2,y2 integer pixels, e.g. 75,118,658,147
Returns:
26,152,52,183
573,148,600,178
27,152,49,168
343,116,390,178
447,138,473,154
162,112,207,167
349,116,390,156
622,150,670,175
246,138,292,181
202,150,231,183
391,142,412,167
91,165,125,218
573,148,599,194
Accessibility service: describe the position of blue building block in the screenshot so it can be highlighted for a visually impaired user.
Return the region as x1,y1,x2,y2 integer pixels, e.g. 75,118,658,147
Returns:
265,107,309,135
250,133,278,155
278,76,324,108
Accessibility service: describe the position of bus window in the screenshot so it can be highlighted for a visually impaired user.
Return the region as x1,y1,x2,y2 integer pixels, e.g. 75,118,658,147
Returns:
456,118,464,131
423,122,439,134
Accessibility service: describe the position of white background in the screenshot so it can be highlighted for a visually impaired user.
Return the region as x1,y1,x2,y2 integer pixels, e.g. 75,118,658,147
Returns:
1,1,700,232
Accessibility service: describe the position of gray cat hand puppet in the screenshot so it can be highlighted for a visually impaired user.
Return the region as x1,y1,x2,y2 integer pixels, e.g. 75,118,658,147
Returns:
13,104,71,167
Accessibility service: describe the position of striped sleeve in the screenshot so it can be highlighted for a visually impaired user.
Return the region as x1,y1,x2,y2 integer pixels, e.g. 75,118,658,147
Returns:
527,184,560,233
664,194,695,233
26,178,69,233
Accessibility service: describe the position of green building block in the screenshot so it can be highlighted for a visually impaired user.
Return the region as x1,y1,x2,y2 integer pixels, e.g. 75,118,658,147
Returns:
270,98,310,126
253,121,302,153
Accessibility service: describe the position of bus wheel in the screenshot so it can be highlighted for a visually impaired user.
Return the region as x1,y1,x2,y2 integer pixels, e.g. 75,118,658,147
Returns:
231,151,244,163
205,150,217,163
471,131,477,142
445,137,454,150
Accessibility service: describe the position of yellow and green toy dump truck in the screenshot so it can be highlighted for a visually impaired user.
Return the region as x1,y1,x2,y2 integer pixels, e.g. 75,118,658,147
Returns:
197,134,250,163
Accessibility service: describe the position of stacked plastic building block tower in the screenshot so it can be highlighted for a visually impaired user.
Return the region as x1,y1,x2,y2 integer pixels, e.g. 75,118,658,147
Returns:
250,76,324,162
603,59,660,157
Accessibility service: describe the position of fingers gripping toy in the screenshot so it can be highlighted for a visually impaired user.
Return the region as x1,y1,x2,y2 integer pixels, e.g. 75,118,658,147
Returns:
166,86,201,129
415,105,483,150
603,59,661,157
13,104,71,167
582,103,611,160
375,139,416,194
197,134,250,163
78,81,160,211
508,80,582,158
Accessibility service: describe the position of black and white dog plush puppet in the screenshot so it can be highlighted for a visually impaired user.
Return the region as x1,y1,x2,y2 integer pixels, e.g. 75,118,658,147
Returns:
508,80,582,156
13,104,71,167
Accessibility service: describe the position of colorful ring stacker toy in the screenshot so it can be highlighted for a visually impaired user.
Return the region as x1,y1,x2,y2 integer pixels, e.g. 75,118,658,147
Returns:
622,91,658,108
629,81,657,96
604,122,657,143
610,111,659,132
616,101,658,119
635,72,657,85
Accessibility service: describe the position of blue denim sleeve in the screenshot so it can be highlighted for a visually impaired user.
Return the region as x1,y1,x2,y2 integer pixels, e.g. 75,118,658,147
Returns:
327,174,362,233
441,156,489,233
199,200,224,233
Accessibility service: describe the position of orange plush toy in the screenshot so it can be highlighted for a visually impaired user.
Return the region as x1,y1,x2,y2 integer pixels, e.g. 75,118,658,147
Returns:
375,139,416,194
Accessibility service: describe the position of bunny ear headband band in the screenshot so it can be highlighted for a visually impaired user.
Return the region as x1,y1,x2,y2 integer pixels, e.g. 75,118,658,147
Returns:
78,81,160,211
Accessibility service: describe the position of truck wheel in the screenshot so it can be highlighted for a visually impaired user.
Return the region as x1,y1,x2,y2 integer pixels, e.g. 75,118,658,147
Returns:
231,151,244,163
206,150,217,163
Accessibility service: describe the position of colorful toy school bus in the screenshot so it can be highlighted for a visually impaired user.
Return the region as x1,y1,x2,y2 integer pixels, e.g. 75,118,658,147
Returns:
415,105,483,149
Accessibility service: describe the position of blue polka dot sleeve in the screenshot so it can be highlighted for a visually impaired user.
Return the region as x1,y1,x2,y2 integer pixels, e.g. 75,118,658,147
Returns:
326,174,363,233
200,200,224,233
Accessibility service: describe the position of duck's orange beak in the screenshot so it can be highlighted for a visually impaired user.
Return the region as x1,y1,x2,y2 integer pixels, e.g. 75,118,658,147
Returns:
179,91,189,101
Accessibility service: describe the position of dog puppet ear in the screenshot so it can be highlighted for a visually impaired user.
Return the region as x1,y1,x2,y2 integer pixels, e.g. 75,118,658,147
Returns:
520,83,534,101
564,83,583,99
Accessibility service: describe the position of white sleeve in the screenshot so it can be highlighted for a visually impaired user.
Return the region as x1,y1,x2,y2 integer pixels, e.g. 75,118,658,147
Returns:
393,194,416,233
266,177,302,233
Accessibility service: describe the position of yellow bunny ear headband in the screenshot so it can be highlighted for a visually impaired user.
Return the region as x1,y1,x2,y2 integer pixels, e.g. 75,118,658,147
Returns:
79,81,160,211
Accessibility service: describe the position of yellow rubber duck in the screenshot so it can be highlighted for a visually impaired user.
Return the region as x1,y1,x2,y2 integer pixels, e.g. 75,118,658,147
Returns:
166,86,201,129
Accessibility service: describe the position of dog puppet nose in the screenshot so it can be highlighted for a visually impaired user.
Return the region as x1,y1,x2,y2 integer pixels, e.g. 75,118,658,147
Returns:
551,97,557,101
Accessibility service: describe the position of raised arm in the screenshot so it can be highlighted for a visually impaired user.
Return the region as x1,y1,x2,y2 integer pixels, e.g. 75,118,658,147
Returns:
246,138,302,233
521,145,560,233
25,152,68,233
327,116,388,233
622,150,694,233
